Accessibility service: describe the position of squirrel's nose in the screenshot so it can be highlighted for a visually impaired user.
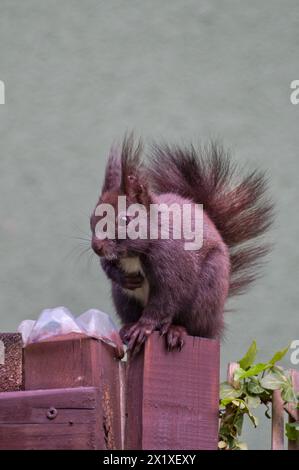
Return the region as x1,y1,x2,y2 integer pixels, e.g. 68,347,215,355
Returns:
91,237,104,256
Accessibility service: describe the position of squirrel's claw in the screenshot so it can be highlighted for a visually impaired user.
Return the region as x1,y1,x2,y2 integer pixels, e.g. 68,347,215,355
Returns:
165,325,187,352
120,322,187,355
119,323,134,343
122,320,155,357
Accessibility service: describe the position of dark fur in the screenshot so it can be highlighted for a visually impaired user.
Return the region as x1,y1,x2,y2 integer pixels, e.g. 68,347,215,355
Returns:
148,141,274,296
91,135,273,352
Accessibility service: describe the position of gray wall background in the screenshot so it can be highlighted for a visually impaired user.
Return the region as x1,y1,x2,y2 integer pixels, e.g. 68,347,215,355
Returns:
0,0,298,449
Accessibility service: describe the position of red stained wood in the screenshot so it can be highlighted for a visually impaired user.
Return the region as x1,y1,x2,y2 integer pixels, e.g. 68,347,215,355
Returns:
24,335,123,449
1,331,221,449
125,332,220,450
24,333,114,389
288,370,299,451
0,387,102,449
0,333,23,392
271,389,285,450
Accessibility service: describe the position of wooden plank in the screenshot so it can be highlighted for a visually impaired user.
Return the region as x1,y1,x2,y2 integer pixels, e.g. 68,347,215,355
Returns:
125,332,220,450
119,361,127,450
288,369,299,451
125,344,144,450
24,335,123,449
0,387,97,422
0,333,23,392
0,424,98,450
0,387,102,450
271,390,285,450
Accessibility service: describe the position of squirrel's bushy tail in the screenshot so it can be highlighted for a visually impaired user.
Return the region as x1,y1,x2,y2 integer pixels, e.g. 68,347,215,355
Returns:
148,142,274,296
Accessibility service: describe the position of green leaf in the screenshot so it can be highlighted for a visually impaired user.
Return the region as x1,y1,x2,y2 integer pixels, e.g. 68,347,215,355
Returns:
281,384,297,403
236,442,248,450
238,341,258,370
226,435,236,449
233,367,246,381
269,346,289,365
234,363,271,380
233,412,244,435
285,422,299,441
264,404,271,419
219,341,296,451
245,395,261,409
259,368,297,402
220,382,243,401
220,398,235,407
247,411,259,427
232,399,247,409
247,378,265,395
260,370,287,390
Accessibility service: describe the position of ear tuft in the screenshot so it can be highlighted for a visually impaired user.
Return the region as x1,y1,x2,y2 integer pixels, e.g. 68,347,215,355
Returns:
120,133,143,193
102,146,121,193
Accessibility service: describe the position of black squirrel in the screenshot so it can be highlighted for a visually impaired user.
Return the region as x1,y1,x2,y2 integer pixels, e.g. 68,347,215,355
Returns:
90,135,273,354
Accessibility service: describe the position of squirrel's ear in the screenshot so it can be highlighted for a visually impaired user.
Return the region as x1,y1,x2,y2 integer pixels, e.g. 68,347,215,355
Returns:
126,174,151,207
102,146,121,193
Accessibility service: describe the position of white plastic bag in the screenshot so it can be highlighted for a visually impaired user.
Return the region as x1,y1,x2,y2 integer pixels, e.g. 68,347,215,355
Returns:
76,309,118,345
18,306,81,345
17,319,35,346
17,306,123,356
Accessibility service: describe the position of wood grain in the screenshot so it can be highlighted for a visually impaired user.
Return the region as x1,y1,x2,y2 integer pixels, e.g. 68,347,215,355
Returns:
271,389,285,450
24,333,114,389
288,369,299,451
0,387,101,449
125,332,220,450
24,335,123,449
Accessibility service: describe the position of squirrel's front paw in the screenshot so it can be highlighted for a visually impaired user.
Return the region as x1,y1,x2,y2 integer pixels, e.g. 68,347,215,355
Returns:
119,323,134,342
121,320,156,356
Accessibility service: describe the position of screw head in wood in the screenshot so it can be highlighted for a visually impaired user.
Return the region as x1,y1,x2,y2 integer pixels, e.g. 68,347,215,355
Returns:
46,407,58,420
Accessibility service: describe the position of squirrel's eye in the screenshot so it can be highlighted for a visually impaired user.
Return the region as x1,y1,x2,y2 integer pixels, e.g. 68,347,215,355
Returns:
118,214,129,226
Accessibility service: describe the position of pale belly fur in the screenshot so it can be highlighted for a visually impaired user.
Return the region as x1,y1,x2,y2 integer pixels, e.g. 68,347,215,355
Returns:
119,257,150,307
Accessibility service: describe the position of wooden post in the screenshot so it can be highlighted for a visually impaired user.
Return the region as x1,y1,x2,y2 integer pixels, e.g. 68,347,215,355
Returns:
0,333,23,392
125,332,220,450
271,390,285,450
288,370,299,451
5,333,124,450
